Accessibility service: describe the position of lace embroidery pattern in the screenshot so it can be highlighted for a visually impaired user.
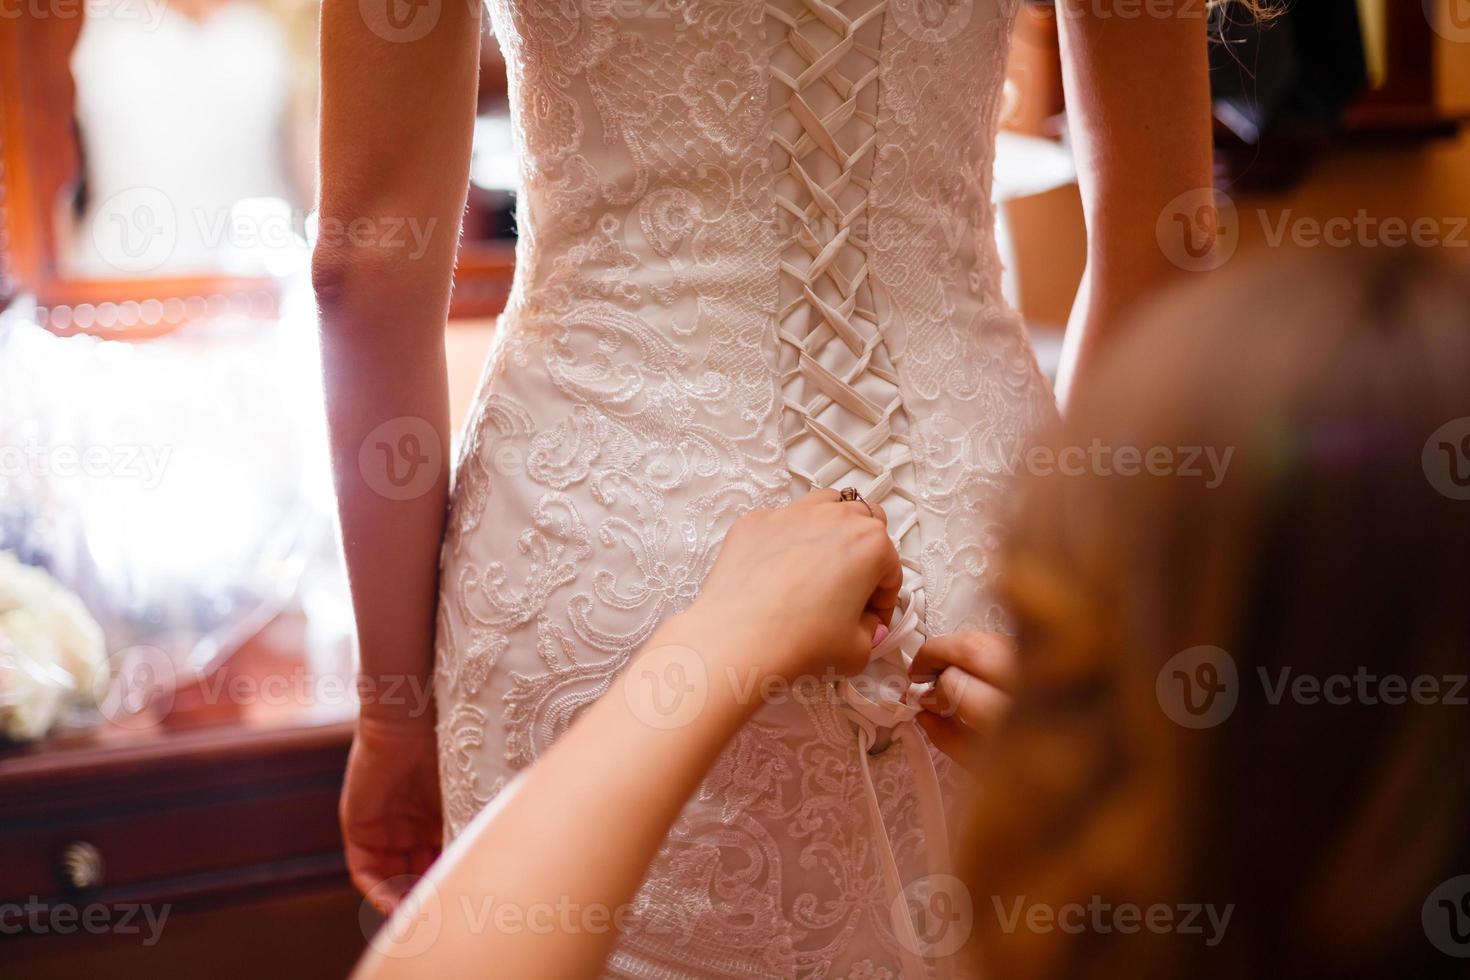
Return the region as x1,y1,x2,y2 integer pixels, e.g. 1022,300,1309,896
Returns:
434,1,1054,976
869,1,1057,637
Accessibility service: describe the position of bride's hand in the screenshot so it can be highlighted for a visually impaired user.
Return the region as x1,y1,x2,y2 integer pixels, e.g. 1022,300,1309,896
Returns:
684,490,901,682
908,631,1019,774
340,715,442,914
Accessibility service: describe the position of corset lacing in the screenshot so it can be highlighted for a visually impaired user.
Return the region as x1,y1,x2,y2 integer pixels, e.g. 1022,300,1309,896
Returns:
767,1,954,975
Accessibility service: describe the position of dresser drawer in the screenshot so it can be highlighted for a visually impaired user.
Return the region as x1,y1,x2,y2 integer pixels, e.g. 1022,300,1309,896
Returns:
0,721,353,909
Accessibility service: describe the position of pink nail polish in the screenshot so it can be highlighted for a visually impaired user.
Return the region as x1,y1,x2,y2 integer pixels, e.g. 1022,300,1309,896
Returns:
871,624,889,647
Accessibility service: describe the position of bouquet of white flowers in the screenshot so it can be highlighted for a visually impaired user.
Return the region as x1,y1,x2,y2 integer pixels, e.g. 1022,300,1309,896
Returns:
0,551,107,741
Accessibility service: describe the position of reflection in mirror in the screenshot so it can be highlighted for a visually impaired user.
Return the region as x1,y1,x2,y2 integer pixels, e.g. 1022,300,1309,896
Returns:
62,0,319,279
0,4,513,326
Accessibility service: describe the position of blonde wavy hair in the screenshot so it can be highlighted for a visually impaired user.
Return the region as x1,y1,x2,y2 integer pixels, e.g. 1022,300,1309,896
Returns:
963,250,1470,980
1216,0,1280,16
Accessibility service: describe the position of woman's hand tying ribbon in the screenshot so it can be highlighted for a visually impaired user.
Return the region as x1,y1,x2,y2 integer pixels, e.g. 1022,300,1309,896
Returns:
909,631,1020,775
690,488,901,684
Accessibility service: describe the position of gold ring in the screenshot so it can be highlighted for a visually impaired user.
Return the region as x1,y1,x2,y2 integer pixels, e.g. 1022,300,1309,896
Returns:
838,486,873,518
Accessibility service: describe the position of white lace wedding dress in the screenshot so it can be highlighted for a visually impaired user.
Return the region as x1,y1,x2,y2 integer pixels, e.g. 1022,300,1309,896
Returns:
435,0,1056,976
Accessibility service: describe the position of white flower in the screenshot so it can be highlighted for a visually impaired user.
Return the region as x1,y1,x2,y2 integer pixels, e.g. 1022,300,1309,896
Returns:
0,552,107,741
0,609,69,740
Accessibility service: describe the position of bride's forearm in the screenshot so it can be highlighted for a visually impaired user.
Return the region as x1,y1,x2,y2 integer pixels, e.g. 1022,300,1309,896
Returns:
1056,264,1145,410
313,0,481,724
1053,0,1213,408
354,611,772,980
318,325,449,724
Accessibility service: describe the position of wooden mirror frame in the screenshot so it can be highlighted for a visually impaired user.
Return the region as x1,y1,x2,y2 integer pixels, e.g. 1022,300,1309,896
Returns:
1347,0,1466,135
0,12,513,339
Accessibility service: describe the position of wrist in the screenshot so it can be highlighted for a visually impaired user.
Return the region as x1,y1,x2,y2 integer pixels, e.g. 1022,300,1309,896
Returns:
646,607,797,722
671,600,806,680
358,704,437,729
354,712,439,753
355,670,437,728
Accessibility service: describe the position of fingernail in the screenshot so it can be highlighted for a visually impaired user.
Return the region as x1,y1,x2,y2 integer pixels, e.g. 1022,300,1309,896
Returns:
871,624,889,647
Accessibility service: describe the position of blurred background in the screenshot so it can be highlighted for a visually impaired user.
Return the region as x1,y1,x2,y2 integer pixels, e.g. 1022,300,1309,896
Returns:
0,1,1466,975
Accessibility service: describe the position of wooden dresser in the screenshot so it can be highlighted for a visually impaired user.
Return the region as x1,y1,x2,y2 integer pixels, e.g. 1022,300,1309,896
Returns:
0,615,370,978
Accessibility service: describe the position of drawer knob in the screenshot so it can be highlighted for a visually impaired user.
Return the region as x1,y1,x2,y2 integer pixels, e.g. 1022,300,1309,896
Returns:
59,841,105,890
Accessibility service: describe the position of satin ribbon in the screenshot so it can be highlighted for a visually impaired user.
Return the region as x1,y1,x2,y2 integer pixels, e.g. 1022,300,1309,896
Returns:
836,587,958,980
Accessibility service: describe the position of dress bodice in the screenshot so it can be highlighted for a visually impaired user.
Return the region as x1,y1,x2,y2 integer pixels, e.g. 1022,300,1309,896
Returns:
490,0,1017,336
435,3,1057,976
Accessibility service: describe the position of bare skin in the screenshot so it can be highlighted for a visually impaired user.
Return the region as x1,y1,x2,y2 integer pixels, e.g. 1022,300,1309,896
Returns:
314,0,482,907
345,499,1017,976
315,0,1213,913
352,492,900,980
909,631,1020,776
1052,0,1215,406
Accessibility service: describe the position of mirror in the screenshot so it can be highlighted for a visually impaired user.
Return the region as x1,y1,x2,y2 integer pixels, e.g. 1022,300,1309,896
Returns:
0,2,514,337
62,0,316,279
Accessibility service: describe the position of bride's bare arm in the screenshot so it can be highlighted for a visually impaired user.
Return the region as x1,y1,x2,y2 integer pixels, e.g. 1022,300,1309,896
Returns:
353,494,901,980
1052,0,1214,407
314,0,482,904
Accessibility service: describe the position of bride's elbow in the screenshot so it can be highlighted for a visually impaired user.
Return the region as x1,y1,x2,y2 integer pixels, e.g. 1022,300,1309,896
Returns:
311,239,395,315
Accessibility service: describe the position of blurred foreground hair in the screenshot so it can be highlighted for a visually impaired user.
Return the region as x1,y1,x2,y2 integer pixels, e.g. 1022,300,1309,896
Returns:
967,250,1470,979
